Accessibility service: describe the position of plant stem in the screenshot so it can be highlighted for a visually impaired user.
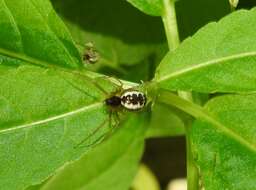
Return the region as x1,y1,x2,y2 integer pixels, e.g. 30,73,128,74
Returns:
157,89,256,153
186,127,200,190
158,89,200,190
161,1,199,189
161,0,193,101
162,0,180,51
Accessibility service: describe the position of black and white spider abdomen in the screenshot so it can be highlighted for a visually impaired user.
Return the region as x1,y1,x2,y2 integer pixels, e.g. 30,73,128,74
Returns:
105,89,147,111
120,91,147,111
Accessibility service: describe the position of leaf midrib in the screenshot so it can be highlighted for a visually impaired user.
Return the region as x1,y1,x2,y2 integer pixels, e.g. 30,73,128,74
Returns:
156,51,256,82
0,47,54,68
0,102,103,134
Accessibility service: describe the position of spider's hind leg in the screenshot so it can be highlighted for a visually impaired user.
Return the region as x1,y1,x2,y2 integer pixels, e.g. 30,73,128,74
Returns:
98,76,124,94
74,117,109,148
74,109,120,149
94,110,122,144
87,109,122,148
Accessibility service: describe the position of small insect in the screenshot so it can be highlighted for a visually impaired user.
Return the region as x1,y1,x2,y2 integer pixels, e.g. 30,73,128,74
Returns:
83,42,100,64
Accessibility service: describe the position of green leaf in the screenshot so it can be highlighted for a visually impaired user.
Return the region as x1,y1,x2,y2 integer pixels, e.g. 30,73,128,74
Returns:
0,64,119,190
146,103,185,138
192,94,256,190
51,0,167,68
126,0,163,16
154,8,256,93
0,1,149,190
0,0,82,68
157,90,256,153
26,114,147,190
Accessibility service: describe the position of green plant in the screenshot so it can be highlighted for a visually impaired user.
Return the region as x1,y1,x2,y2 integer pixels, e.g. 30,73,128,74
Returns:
0,0,255,190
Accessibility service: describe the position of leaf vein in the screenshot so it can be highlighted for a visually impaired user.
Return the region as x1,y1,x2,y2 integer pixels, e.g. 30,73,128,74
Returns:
2,0,24,52
157,51,256,82
0,102,103,134
29,0,78,66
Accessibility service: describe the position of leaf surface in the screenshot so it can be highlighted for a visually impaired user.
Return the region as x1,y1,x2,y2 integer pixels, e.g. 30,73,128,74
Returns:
27,114,147,190
192,95,256,190
154,8,256,93
0,1,147,190
0,64,121,190
0,0,82,68
126,0,163,16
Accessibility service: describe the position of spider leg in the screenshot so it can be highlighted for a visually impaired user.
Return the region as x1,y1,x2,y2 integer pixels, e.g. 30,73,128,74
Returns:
75,110,119,149
77,132,107,148
89,110,120,145
72,72,108,95
59,75,98,101
112,77,124,94
101,109,128,142
74,117,109,148
113,111,121,127
111,77,123,89
98,76,123,93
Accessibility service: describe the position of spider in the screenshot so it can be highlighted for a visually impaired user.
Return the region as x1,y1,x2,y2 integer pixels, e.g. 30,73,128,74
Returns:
74,76,147,148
